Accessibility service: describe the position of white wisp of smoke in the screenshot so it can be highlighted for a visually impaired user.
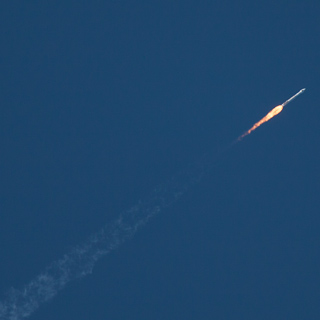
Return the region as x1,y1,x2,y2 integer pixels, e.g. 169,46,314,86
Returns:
0,156,209,320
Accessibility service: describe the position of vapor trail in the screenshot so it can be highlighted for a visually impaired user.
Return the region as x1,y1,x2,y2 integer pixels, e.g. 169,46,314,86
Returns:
0,156,210,320
0,88,305,319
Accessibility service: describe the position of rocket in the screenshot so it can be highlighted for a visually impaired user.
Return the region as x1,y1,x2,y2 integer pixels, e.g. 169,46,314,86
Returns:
282,88,306,107
236,87,306,141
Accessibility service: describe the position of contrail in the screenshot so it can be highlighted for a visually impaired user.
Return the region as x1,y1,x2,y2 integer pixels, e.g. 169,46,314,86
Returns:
0,155,210,320
237,88,305,141
0,88,305,319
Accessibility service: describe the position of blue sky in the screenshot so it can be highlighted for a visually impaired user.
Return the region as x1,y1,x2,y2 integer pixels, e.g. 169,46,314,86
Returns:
1,1,320,319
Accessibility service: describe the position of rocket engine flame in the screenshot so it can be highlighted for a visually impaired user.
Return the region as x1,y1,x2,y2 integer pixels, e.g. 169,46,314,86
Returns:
238,105,283,141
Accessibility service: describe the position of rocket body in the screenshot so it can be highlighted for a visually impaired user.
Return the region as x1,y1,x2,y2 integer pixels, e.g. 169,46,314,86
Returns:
236,87,306,141
281,88,306,107
237,87,306,141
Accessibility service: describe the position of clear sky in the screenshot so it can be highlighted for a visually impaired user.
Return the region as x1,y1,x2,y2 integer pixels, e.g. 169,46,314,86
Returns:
1,1,319,319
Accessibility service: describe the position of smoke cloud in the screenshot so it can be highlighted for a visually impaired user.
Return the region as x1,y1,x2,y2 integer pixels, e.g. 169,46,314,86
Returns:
0,156,208,320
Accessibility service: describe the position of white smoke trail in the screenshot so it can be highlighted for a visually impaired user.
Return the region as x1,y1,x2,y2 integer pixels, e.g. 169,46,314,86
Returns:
0,155,210,320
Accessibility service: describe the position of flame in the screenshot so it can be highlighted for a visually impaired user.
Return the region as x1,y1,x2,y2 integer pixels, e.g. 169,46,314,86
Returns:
238,105,283,140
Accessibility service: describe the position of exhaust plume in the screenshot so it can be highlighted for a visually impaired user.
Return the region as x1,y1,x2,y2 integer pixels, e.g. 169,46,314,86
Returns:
238,105,283,140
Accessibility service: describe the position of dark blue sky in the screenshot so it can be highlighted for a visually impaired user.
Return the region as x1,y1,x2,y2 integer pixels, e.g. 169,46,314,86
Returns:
1,1,319,319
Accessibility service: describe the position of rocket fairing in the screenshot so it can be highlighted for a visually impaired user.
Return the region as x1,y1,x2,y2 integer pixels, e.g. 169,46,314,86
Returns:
281,88,306,107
